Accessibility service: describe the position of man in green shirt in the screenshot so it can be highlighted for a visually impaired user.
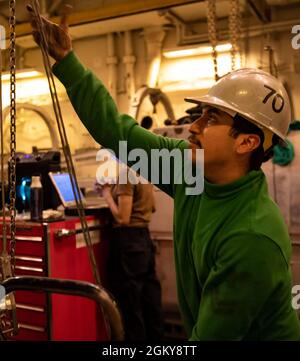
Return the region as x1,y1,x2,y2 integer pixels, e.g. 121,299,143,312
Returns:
28,6,300,340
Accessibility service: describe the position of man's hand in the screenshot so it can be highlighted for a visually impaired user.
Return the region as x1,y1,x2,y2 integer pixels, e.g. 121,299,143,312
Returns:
27,4,72,62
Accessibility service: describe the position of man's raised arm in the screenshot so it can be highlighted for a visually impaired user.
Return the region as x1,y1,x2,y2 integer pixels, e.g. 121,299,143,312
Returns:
27,5,188,197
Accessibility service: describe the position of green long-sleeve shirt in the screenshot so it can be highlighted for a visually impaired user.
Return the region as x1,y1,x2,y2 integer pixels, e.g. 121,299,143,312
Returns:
53,51,300,340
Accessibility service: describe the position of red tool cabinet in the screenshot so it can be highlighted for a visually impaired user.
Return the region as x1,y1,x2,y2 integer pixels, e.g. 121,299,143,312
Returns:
0,212,112,341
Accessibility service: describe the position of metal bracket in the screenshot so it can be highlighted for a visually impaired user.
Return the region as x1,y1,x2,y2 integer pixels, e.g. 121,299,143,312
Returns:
129,86,176,125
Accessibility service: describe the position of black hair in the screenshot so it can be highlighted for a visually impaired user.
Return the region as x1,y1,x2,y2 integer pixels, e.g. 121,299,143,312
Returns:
140,116,153,130
229,114,280,171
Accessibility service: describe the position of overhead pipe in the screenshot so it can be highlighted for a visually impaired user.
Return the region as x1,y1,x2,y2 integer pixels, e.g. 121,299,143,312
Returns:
6,0,200,39
143,26,167,87
123,30,136,101
159,9,300,45
106,33,118,101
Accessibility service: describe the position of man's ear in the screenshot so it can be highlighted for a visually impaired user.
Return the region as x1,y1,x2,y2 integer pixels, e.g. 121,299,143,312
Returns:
235,134,261,154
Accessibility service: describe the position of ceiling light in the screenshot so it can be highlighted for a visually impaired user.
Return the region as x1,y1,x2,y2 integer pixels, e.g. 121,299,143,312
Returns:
163,43,233,59
1,69,42,82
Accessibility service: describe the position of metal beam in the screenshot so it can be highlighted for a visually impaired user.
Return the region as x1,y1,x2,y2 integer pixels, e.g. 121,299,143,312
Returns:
5,0,201,39
246,0,271,23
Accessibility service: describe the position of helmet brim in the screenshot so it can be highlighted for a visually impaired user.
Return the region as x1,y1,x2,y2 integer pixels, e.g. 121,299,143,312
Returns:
185,95,288,143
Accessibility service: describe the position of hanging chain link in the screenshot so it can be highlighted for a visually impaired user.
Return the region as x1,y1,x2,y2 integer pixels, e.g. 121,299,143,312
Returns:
0,1,18,338
229,0,241,71
206,0,219,82
9,0,17,276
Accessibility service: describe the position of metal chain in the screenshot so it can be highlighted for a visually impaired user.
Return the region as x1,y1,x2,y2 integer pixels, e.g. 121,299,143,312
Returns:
206,0,219,81
9,0,17,276
0,28,7,253
229,0,241,71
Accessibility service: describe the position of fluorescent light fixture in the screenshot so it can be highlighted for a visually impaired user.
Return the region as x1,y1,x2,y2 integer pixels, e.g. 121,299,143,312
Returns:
1,69,42,82
163,43,233,59
1,70,64,108
161,79,216,92
159,53,241,91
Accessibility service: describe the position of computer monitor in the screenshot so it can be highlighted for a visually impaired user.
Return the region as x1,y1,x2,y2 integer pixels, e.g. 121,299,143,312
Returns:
48,172,85,208
14,151,61,212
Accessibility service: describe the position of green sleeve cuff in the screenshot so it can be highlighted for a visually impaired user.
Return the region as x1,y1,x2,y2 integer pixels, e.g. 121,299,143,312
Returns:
52,51,86,88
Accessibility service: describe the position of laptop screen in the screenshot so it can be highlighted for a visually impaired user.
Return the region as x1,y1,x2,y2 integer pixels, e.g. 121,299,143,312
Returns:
49,172,84,206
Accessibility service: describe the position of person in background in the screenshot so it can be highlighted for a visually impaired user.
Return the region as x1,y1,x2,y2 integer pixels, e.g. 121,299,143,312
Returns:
95,166,163,342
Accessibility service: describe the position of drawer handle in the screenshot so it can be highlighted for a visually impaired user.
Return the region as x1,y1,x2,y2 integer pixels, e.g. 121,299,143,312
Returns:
16,303,45,313
15,256,43,263
15,266,44,273
18,323,45,333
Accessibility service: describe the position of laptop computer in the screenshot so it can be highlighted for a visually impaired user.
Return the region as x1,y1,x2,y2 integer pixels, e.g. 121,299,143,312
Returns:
48,172,107,212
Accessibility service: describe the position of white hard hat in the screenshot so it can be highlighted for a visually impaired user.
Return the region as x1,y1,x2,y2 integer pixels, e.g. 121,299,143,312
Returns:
185,68,291,142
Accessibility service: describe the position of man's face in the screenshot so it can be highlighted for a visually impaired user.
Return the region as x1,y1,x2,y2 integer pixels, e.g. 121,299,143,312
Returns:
188,105,236,169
